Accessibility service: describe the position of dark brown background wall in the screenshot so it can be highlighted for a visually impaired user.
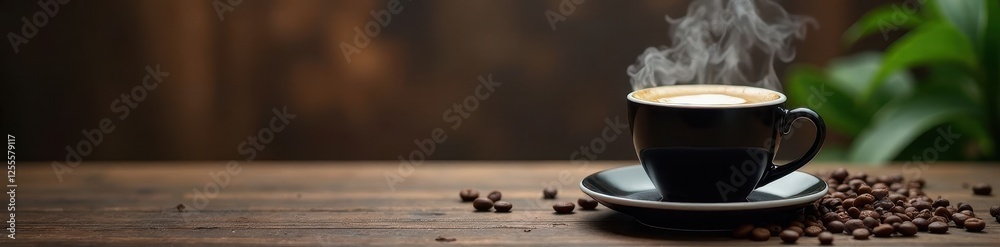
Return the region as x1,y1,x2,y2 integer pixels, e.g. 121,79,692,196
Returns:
1,0,899,161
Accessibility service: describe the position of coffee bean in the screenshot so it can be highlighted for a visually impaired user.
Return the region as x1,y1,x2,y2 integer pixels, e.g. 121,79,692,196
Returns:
911,218,929,232
842,198,855,209
860,210,880,220
473,198,494,211
873,224,894,237
766,224,783,236
871,188,889,200
818,232,834,245
804,225,823,237
883,215,902,225
852,228,870,239
990,205,999,217
863,217,879,229
928,221,949,234
848,207,861,218
552,202,575,214
952,213,970,227
933,197,950,208
973,183,992,195
826,221,846,233
958,202,976,211
929,216,948,224
996,215,1000,223
487,191,502,202
858,185,872,195
435,236,457,242
577,198,599,210
750,227,770,241
836,184,851,192
780,230,799,243
543,186,558,199
493,201,512,212
786,226,803,236
845,219,865,233
934,207,952,221
832,168,849,182
855,194,875,207
459,189,480,202
732,224,755,238
964,218,986,232
961,210,975,218
898,221,918,236
912,201,933,211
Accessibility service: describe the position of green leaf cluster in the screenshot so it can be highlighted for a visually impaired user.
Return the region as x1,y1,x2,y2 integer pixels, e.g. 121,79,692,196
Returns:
786,0,1000,164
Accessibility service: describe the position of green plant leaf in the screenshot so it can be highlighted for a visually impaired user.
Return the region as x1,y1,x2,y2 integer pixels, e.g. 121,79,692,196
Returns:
826,52,914,108
934,0,985,51
863,21,979,102
785,66,869,136
843,5,923,47
848,86,985,163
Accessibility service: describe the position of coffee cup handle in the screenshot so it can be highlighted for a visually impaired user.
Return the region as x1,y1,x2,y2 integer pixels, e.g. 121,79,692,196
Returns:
757,108,826,187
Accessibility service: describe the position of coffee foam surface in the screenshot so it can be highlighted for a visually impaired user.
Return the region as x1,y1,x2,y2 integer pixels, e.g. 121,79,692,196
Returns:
656,94,747,105
631,85,782,107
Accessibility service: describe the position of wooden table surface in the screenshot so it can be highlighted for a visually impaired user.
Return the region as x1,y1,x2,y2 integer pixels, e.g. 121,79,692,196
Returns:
4,161,1000,246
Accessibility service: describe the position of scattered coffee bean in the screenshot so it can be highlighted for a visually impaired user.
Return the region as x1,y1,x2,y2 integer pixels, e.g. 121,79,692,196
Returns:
487,191,502,202
996,215,1000,223
750,227,771,241
928,221,949,234
831,168,849,182
176,203,185,212
818,232,834,245
845,219,865,233
990,205,999,217
958,203,974,212
804,225,823,237
780,230,799,243
952,213,970,227
435,236,457,242
912,218,929,231
577,198,599,210
964,218,986,232
884,215,902,225
855,194,875,207
459,189,479,202
873,224,894,237
494,201,512,212
934,207,952,221
933,197,950,208
767,224,783,236
899,222,918,236
929,216,948,224
858,184,873,195
732,224,755,238
848,207,861,218
523,229,531,232
552,202,575,214
786,226,803,237
853,228,870,239
543,186,558,199
973,183,992,195
863,217,879,229
826,221,845,233
473,198,494,211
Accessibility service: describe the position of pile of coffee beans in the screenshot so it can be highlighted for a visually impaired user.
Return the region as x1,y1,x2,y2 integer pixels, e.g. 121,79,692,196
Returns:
459,187,600,213
732,167,997,244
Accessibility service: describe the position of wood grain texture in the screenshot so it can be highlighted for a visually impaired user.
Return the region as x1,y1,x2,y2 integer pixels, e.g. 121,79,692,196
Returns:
3,161,1000,246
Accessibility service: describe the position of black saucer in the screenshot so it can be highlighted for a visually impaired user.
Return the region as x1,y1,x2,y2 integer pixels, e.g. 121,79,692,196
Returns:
580,165,827,231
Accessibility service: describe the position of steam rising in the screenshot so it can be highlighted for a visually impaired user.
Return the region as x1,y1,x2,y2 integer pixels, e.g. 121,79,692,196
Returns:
627,0,816,91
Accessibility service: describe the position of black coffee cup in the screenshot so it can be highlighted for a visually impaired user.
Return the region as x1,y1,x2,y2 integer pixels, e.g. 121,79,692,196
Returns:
626,85,825,203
